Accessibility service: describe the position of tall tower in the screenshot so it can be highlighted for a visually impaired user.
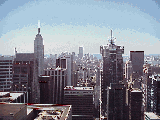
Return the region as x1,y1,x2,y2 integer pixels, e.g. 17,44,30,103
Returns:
79,46,83,59
32,21,44,103
130,51,144,76
34,21,44,76
100,30,124,116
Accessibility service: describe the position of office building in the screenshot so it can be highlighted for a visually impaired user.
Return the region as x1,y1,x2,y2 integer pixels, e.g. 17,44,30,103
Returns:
142,63,152,112
64,86,94,120
128,88,143,120
107,83,126,120
79,46,83,59
151,75,160,115
125,60,133,80
100,30,124,116
44,67,67,104
0,55,13,92
58,53,73,86
12,53,34,103
39,76,51,104
130,51,144,76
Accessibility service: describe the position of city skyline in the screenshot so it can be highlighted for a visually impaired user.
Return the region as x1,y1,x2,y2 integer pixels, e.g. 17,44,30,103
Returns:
0,0,160,55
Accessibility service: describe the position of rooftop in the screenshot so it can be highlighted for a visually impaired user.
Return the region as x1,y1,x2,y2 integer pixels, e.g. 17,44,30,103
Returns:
64,86,93,90
145,112,160,119
27,104,72,120
0,103,26,116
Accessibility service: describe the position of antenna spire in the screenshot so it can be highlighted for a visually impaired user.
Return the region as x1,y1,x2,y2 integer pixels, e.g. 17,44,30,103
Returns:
38,20,40,34
111,30,112,45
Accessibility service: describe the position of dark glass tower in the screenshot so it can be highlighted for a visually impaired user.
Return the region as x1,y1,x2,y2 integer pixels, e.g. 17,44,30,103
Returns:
100,30,124,116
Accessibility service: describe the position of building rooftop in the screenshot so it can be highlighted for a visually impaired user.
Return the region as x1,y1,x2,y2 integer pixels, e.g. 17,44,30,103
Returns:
0,92,24,102
0,92,10,97
64,86,93,90
15,53,34,61
0,103,26,116
131,89,142,92
145,112,160,119
27,104,72,120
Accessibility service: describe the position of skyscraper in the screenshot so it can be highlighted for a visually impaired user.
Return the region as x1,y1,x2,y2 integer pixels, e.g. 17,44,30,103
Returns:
12,53,34,103
34,26,44,76
32,22,44,103
79,46,83,59
125,60,133,80
100,30,124,116
64,86,94,120
107,83,126,120
130,51,144,76
58,53,73,86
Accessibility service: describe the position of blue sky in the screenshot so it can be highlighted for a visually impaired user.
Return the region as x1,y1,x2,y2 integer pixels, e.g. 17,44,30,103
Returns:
0,0,160,55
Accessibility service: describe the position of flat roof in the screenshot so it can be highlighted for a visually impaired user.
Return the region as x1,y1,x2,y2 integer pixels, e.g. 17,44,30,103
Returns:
145,112,160,119
9,93,24,100
131,89,142,92
27,104,71,120
0,92,10,96
64,86,93,90
0,103,26,116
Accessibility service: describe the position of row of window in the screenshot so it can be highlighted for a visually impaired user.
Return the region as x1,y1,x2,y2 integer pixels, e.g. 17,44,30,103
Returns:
45,71,65,76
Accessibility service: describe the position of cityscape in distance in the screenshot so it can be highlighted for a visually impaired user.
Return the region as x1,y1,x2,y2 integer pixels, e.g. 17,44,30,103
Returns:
0,0,160,120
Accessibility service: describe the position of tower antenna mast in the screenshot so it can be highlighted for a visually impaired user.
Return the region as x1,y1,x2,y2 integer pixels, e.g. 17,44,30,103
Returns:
111,30,112,45
38,20,40,34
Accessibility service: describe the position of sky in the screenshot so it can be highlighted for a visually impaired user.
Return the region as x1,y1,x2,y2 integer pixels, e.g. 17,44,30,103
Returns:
0,0,160,56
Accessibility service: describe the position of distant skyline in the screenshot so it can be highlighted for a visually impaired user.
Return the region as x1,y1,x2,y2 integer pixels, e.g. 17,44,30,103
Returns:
0,0,160,55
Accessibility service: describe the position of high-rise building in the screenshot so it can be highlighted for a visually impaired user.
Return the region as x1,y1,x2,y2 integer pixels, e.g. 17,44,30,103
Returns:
0,56,13,92
149,74,160,114
128,89,143,120
32,24,44,103
107,83,126,120
79,46,83,59
64,86,94,120
34,26,44,76
12,53,34,103
130,51,144,76
125,60,133,80
142,62,152,112
39,76,51,104
100,30,124,116
58,53,73,86
44,68,67,104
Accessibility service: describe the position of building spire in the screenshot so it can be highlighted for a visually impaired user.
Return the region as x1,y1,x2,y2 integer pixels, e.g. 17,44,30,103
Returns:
109,30,115,45
111,30,113,45
38,20,40,34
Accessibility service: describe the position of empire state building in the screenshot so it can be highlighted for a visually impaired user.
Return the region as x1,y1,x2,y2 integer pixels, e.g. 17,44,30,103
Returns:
32,22,44,103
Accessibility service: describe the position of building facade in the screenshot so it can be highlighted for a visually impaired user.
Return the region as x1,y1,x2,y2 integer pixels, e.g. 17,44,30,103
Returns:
32,26,44,103
130,51,144,76
44,68,67,104
79,46,83,59
0,56,13,92
107,83,126,120
64,86,94,120
125,60,133,80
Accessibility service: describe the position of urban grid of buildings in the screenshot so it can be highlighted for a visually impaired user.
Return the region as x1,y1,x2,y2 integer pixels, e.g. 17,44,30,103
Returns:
1,26,160,120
